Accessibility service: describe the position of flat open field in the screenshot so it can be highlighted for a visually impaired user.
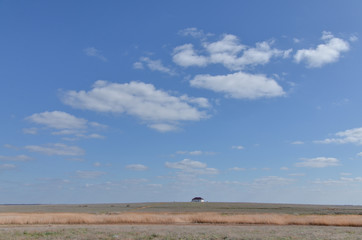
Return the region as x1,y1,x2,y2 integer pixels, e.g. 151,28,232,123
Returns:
2,202,362,215
2,224,362,240
2,202,362,239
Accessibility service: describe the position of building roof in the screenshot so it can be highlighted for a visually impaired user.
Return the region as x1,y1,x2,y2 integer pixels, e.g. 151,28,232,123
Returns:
192,197,204,200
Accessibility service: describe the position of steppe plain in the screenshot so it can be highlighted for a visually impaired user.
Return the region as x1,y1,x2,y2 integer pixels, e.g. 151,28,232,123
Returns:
2,202,362,239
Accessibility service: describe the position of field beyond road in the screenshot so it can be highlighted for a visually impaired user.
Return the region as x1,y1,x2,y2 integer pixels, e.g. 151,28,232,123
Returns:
2,202,362,215
2,202,362,239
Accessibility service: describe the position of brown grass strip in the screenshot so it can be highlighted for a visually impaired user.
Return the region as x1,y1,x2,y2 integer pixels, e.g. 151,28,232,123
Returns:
1,212,362,226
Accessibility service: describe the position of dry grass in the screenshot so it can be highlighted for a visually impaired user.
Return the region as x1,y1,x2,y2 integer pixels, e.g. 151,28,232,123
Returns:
2,212,362,226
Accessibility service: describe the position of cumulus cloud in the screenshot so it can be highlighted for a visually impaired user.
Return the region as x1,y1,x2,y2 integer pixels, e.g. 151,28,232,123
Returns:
61,80,210,132
26,111,105,140
173,44,208,67
295,157,340,168
294,31,350,68
291,141,304,145
126,164,148,171
190,71,285,99
84,47,107,62
172,34,291,70
25,143,85,156
316,127,362,145
134,57,175,75
27,111,88,130
165,159,218,175
0,155,33,161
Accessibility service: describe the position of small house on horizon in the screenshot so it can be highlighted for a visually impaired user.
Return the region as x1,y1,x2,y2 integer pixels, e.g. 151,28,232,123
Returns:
191,197,204,202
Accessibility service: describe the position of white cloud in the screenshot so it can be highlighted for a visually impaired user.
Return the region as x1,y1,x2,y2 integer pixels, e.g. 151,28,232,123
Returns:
27,111,88,130
350,35,358,42
313,177,362,185
165,159,218,175
51,129,81,135
172,34,291,70
22,128,38,135
126,164,148,171
61,80,210,132
133,61,144,69
25,143,85,156
148,123,179,132
172,44,208,67
252,176,294,186
176,150,215,156
53,132,105,140
0,164,16,171
280,167,289,171
135,57,175,75
166,159,206,169
340,172,352,176
179,95,211,108
229,167,245,171
89,122,108,128
26,111,104,140
294,31,350,68
288,173,305,177
0,155,33,161
93,162,101,167
3,144,20,150
187,150,202,155
177,150,202,155
316,127,362,145
295,157,340,168
291,141,304,145
84,47,107,62
213,40,290,70
232,145,244,150
76,170,105,179
178,27,212,39
84,133,104,139
190,71,285,99
293,38,301,43
358,152,362,157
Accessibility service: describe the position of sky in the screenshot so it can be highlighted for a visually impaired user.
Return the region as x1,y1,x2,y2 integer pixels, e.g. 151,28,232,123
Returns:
1,1,362,204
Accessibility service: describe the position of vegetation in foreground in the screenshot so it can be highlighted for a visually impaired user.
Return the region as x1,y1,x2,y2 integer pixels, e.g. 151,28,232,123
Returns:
1,224,362,240
2,212,362,227
2,203,362,239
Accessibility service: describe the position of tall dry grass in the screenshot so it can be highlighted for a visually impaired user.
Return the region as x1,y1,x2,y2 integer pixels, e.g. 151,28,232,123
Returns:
1,212,362,226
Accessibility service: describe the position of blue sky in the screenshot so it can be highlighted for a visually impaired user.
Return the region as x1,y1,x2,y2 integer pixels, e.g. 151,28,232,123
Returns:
1,0,362,204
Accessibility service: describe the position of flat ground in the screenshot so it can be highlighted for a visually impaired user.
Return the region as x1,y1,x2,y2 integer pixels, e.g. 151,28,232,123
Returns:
2,224,362,240
2,202,362,239
2,202,362,215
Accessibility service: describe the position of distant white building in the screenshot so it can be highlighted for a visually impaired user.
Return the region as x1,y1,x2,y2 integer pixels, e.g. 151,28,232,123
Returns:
191,197,204,202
